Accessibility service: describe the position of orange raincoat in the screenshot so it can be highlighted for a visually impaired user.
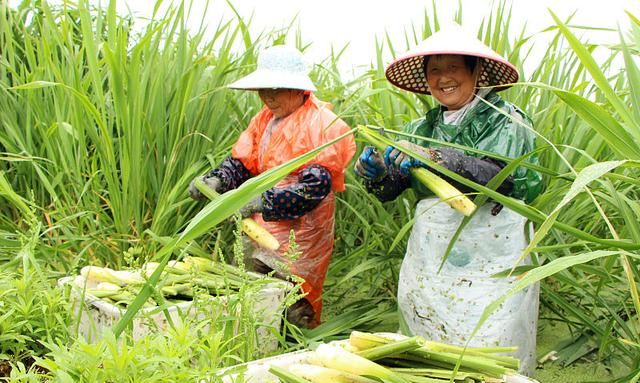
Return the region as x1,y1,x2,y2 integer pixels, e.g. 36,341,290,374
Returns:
232,94,355,325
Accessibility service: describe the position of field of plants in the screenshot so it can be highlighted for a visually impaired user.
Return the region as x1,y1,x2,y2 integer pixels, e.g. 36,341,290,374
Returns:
1,0,639,382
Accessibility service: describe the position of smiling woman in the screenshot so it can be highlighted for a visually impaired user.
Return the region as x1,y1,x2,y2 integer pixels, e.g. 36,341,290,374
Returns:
425,55,478,111
353,24,544,375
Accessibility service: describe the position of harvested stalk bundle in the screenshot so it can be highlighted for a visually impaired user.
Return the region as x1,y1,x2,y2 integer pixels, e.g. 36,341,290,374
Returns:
78,256,273,309
268,331,536,383
311,344,409,383
349,331,520,380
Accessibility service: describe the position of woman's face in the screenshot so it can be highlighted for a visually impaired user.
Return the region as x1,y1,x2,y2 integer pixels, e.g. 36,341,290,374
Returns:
258,88,305,118
425,55,477,111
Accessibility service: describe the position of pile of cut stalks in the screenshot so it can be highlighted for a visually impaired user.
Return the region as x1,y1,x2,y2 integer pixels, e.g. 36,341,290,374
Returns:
269,331,536,383
78,256,278,308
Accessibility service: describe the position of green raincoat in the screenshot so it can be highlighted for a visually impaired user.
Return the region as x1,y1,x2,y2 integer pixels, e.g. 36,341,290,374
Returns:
405,91,542,203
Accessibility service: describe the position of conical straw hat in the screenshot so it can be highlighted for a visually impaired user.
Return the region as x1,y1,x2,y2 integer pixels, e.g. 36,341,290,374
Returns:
385,24,518,94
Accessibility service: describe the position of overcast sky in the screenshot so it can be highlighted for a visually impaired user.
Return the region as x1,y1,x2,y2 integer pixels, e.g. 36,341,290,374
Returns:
12,0,639,77
120,0,638,76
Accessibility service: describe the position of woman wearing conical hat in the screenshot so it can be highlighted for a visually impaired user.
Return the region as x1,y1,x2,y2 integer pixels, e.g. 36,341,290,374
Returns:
189,45,356,328
354,25,543,375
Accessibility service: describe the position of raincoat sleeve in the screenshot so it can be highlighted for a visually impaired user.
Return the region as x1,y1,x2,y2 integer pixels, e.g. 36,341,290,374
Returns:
430,147,514,195
482,105,543,203
207,157,252,193
262,164,332,221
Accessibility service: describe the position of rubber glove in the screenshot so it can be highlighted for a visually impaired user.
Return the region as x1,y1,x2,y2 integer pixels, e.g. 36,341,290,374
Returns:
239,195,263,218
188,175,222,200
354,146,387,181
384,140,434,176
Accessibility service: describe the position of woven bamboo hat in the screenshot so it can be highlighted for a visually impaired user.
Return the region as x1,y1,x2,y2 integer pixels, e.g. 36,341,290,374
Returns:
385,24,518,94
227,45,316,91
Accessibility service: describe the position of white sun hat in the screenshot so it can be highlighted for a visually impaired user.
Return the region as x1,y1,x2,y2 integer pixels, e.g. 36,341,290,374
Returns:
227,45,317,91
385,24,519,94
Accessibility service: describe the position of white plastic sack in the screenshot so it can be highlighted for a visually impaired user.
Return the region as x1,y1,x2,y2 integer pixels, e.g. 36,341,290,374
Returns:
398,197,539,376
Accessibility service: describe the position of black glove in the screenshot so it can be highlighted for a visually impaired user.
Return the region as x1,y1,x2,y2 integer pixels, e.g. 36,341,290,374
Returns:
239,195,263,218
433,147,514,195
188,175,222,200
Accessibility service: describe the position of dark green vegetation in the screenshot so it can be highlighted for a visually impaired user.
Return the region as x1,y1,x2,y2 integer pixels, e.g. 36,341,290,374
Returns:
1,0,639,381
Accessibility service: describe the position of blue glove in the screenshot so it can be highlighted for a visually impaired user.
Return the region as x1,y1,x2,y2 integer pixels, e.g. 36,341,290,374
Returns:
354,146,387,181
384,145,424,176
399,156,423,176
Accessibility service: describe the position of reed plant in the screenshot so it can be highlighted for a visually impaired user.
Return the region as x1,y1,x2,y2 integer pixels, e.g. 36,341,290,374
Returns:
0,0,268,268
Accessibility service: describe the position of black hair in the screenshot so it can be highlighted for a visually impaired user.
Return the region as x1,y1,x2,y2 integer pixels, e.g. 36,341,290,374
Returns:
423,55,478,78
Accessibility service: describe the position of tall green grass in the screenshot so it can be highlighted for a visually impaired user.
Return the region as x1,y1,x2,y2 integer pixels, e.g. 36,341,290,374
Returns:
0,0,266,268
